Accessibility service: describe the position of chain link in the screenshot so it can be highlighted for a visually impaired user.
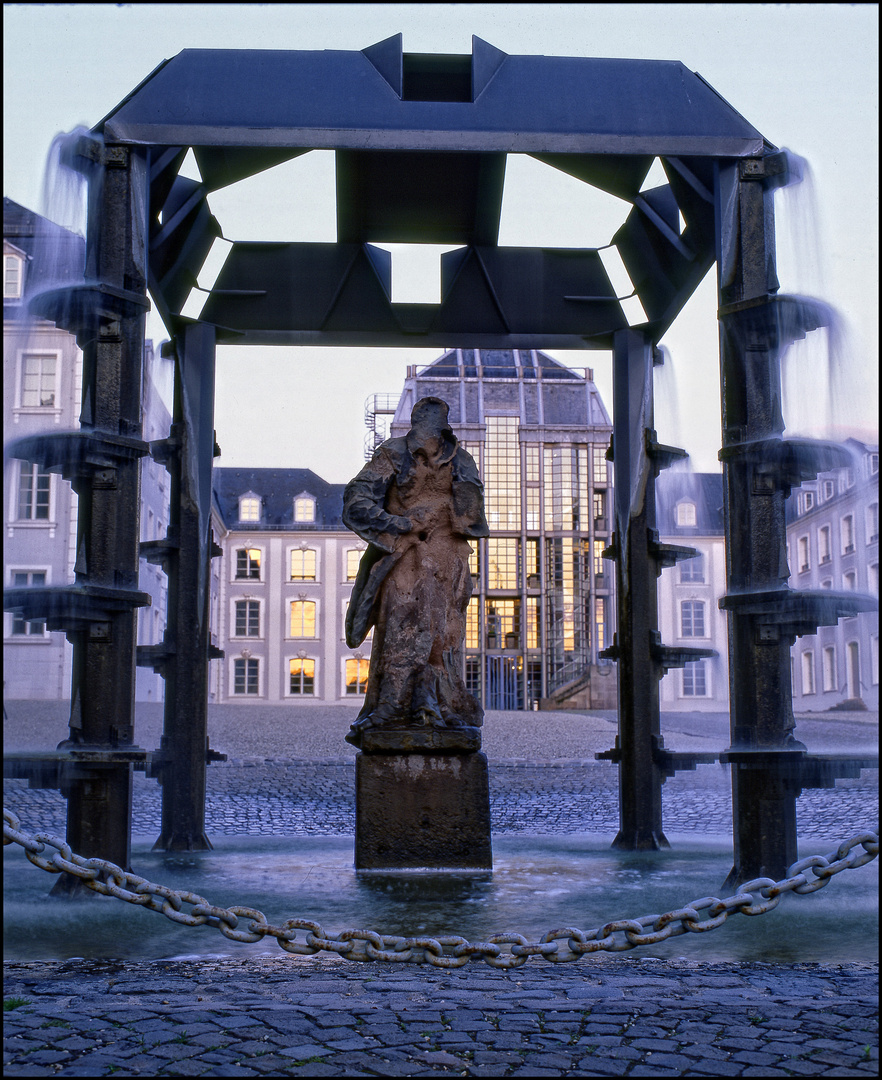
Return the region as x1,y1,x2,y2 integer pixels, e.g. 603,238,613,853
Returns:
4,808,877,967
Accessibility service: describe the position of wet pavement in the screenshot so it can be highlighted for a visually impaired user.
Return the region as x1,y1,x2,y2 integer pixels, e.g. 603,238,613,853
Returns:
3,704,879,1075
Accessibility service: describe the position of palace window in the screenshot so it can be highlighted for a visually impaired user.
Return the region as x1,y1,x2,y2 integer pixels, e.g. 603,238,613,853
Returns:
822,646,837,692
680,600,706,637
819,525,831,564
679,553,705,583
19,353,57,408
841,515,855,554
682,660,707,697
801,651,815,695
235,548,261,579
9,570,46,635
345,657,369,695
238,494,261,522
17,463,51,521
866,503,878,544
676,501,696,527
289,658,315,695
294,494,316,523
797,535,810,573
4,252,24,299
346,549,361,581
290,600,316,638
234,599,260,638
233,657,259,695
290,548,316,581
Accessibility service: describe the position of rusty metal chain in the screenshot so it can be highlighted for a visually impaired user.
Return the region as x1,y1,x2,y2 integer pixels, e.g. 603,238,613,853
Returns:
3,808,877,968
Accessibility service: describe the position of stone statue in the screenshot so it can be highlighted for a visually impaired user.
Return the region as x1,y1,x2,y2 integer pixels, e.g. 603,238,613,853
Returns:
342,396,489,749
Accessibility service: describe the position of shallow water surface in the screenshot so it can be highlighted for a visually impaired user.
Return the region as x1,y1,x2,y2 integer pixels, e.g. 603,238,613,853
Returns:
4,832,877,964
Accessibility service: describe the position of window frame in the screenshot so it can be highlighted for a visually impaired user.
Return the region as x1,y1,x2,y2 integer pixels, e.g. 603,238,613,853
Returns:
232,656,260,696
682,659,708,697
679,553,705,583
680,599,706,638
289,598,318,639
4,250,25,300
238,493,262,522
289,546,318,581
234,546,263,581
232,597,261,639
13,461,54,524
675,500,697,527
344,656,370,696
6,568,50,638
294,493,316,523
288,656,316,696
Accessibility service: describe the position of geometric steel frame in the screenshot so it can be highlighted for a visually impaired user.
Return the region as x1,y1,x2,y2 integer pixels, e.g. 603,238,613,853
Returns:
5,36,875,889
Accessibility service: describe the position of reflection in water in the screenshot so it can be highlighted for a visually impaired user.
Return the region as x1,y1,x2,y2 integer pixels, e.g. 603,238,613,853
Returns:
4,833,877,964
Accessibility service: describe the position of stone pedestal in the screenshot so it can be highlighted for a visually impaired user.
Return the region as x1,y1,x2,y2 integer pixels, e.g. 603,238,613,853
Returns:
354,751,492,870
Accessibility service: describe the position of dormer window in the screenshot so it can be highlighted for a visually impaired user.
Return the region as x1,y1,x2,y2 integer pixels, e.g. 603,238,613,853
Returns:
4,248,25,300
239,493,261,522
676,501,696,527
294,494,316,523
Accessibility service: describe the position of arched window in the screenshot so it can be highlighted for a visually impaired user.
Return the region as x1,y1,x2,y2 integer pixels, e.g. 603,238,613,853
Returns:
290,600,316,637
290,548,317,580
345,657,369,695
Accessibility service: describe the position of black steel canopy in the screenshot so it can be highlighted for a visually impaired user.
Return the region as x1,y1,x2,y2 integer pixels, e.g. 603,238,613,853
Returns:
94,35,772,348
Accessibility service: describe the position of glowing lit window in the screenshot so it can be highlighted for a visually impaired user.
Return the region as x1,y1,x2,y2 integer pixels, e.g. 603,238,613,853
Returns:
486,599,520,647
544,446,580,531
235,548,261,579
487,537,519,589
294,495,315,522
289,658,315,695
346,549,361,580
525,597,539,650
290,600,316,637
484,416,520,530
594,539,606,577
290,548,316,581
595,596,607,652
239,495,261,521
345,657,369,695
465,596,481,649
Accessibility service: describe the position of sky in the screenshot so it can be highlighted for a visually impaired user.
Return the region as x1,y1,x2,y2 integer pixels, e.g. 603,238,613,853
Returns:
3,3,878,482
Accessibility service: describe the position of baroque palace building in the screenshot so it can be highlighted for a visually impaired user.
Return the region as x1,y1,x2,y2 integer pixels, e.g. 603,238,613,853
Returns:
209,347,615,710
3,198,171,702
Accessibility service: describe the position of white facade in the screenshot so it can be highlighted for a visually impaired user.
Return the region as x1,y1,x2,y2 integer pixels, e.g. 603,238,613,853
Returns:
656,471,730,712
209,468,369,706
787,440,879,712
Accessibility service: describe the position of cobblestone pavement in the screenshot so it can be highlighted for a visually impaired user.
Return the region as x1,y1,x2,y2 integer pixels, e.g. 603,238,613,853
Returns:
3,957,878,1077
3,759,878,845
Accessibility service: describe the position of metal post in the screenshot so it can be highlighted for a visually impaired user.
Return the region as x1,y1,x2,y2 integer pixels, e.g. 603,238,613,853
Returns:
53,143,150,893
608,328,669,850
716,159,802,886
150,322,221,850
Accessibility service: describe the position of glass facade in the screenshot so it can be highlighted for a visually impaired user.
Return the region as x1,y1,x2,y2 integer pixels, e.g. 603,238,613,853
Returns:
397,348,612,709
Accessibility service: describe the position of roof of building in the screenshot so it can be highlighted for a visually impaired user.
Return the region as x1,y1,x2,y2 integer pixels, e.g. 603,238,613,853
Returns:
656,470,724,535
421,348,582,380
213,467,346,532
3,198,86,321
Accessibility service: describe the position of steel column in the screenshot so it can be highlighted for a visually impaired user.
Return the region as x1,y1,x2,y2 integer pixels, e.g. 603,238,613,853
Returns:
53,143,150,893
608,329,669,849
716,159,801,887
150,322,221,850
